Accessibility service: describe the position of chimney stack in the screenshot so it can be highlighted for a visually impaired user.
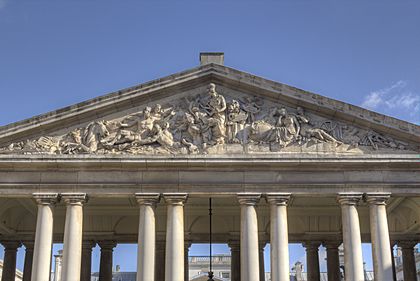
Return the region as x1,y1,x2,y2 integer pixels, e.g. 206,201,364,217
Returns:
200,52,224,65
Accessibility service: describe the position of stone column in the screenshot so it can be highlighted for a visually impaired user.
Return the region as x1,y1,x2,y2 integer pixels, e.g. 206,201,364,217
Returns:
390,242,397,281
136,193,160,281
399,241,417,281
1,241,22,281
81,241,96,281
98,241,117,281
155,241,166,281
228,241,240,281
163,193,188,281
259,242,266,281
303,242,321,281
32,193,58,281
22,242,34,281
184,241,191,281
61,193,87,281
323,241,341,281
337,193,364,281
53,250,63,281
266,193,291,281
237,193,261,281
366,193,393,281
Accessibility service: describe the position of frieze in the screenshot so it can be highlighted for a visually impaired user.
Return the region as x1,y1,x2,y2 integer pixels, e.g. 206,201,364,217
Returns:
0,84,416,155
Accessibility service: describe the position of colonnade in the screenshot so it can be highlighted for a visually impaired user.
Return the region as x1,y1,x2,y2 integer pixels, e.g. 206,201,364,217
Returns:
0,192,418,281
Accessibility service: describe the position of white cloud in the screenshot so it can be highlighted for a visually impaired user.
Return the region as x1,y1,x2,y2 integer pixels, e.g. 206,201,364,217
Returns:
361,80,420,124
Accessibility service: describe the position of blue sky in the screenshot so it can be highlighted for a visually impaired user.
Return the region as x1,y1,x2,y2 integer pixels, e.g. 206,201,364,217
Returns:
0,0,419,274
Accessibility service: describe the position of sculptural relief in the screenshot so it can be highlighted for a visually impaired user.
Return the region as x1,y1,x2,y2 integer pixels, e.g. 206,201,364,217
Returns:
0,83,416,155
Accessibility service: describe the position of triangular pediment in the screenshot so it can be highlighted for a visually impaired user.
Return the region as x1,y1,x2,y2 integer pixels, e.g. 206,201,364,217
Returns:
0,64,418,156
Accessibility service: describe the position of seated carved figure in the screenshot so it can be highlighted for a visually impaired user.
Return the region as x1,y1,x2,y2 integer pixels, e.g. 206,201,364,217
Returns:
265,107,300,147
138,122,174,148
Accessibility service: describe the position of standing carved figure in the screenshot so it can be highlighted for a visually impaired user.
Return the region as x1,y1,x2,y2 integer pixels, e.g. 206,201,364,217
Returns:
202,83,227,144
226,100,247,143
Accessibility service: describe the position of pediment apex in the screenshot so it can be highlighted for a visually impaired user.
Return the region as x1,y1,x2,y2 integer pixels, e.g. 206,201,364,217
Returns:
0,63,418,156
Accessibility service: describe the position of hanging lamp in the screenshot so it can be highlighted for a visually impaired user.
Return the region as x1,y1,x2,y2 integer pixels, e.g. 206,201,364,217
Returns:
208,198,214,281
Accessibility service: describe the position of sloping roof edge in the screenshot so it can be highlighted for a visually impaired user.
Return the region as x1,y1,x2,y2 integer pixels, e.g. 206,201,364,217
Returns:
0,63,419,144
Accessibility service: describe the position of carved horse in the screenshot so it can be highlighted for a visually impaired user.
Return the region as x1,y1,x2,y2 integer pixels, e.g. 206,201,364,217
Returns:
82,121,110,152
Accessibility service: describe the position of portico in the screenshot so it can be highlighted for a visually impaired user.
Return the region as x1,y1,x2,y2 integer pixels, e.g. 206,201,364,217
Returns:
0,54,418,281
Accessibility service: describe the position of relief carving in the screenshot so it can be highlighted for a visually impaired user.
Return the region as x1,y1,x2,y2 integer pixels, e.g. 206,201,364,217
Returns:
1,83,415,155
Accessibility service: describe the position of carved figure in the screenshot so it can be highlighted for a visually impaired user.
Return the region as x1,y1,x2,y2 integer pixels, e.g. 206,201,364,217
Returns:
226,100,247,143
0,85,415,155
295,107,341,145
181,113,204,147
266,108,300,147
104,107,154,146
248,120,273,143
240,96,262,123
151,104,175,123
201,83,226,144
138,122,174,148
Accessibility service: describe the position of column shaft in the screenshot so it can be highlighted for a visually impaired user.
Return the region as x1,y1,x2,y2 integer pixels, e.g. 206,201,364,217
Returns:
390,243,397,281
259,243,266,281
1,241,21,281
136,193,160,281
99,241,117,281
400,242,417,281
22,242,34,281
61,193,87,281
155,241,166,281
367,193,393,281
324,242,341,281
266,193,291,281
304,242,321,281
164,193,188,281
31,193,58,281
81,241,95,281
184,242,191,281
238,193,261,281
338,193,364,281
229,241,240,281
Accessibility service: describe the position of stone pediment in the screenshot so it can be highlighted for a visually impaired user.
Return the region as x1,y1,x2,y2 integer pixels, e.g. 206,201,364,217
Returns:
0,63,419,156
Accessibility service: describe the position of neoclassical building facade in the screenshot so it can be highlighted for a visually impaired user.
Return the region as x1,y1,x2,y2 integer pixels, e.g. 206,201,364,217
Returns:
0,53,419,281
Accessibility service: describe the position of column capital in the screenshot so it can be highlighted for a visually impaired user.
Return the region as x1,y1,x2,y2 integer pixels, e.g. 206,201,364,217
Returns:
259,241,267,251
61,193,87,205
23,241,34,250
1,240,22,250
365,193,391,205
323,240,342,249
237,193,261,205
135,193,160,206
184,240,192,249
98,240,117,251
266,193,291,206
163,193,188,205
33,193,59,205
398,241,418,249
228,240,240,251
337,193,363,205
303,241,322,251
82,240,96,250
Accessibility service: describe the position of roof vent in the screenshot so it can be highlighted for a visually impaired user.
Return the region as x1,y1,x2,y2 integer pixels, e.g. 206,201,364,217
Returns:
200,52,224,65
